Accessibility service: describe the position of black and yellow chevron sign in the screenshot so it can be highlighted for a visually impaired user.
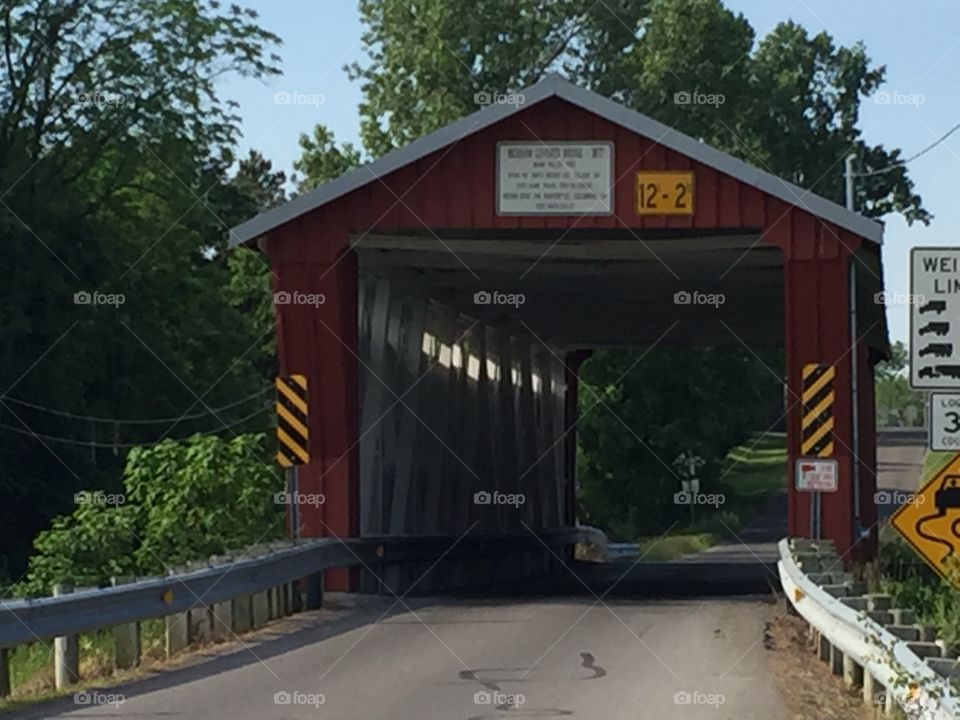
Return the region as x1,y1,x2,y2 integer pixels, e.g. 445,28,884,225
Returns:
801,363,835,457
275,374,309,467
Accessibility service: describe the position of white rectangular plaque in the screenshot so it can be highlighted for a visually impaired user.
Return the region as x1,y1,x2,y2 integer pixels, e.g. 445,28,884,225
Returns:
496,141,613,215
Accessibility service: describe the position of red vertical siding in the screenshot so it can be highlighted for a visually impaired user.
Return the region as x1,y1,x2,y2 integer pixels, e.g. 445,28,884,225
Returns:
262,94,880,571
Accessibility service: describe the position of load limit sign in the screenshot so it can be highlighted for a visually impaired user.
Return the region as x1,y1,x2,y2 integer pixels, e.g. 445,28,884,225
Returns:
910,247,960,388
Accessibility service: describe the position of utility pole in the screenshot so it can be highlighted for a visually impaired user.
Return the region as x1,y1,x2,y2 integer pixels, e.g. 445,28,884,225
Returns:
844,152,863,540
844,153,856,211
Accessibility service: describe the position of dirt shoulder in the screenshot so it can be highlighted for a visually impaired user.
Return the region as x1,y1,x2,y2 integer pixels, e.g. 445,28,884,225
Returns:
766,605,873,720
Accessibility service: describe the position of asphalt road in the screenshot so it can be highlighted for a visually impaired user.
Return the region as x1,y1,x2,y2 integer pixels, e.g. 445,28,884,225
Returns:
8,476,791,719
875,428,927,519
12,586,786,720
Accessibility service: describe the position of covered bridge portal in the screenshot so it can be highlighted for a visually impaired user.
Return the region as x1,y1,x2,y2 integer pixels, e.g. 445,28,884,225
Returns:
232,75,888,590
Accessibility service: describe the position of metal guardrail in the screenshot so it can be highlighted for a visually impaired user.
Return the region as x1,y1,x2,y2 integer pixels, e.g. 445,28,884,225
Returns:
779,538,959,719
0,528,588,650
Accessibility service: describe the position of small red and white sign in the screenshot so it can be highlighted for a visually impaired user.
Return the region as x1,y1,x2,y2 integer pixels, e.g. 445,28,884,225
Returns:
795,458,839,492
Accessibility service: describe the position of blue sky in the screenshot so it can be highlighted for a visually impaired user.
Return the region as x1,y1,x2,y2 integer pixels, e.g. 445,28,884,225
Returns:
219,0,960,344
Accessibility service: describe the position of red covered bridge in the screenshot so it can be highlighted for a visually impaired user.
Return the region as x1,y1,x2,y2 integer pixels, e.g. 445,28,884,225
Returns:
231,74,888,590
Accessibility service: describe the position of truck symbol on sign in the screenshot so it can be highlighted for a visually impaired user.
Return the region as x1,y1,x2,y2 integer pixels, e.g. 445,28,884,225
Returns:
929,365,960,380
920,300,948,315
920,322,951,337
919,343,954,358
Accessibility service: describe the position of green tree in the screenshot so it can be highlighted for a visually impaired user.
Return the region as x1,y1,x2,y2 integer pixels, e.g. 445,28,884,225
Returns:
293,125,362,192
577,346,783,537
348,0,649,156
0,0,281,579
348,0,927,221
876,340,909,380
221,148,292,380
875,342,924,427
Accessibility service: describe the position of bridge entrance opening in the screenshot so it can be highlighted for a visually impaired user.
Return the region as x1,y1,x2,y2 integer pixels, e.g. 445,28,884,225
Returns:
353,231,787,590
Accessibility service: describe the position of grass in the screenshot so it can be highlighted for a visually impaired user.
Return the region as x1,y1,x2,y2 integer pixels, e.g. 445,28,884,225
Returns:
630,433,787,561
635,533,715,561
718,432,788,497
922,450,954,483
0,619,168,710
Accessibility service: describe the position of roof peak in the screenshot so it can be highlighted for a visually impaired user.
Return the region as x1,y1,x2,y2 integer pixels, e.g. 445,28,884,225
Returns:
230,76,882,246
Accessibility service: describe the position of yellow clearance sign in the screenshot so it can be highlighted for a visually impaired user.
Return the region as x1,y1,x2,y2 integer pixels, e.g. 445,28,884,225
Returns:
636,171,694,215
890,453,960,588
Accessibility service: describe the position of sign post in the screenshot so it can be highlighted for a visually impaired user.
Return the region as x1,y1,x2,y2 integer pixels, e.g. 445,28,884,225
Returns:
910,248,960,389
890,453,960,589
795,458,839,539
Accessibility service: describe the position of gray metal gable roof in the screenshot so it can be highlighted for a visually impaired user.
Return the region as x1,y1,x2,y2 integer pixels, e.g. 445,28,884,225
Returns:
230,74,883,246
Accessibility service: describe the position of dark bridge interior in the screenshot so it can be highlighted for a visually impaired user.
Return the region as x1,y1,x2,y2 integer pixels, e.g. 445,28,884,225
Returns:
355,231,786,349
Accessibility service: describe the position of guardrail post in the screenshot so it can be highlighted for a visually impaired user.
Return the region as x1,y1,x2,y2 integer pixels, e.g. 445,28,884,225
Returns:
53,583,79,689
829,641,843,676
211,600,232,641
165,612,189,657
111,576,140,671
305,573,323,610
185,563,213,644
818,633,831,663
268,586,281,620
232,594,252,633
883,687,905,719
251,590,269,628
165,571,189,658
862,672,876,708
188,605,212,644
0,647,10,698
842,654,862,688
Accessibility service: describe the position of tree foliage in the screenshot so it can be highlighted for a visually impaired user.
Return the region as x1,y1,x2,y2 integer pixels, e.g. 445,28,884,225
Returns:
875,341,924,427
348,0,928,221
0,0,281,579
577,347,783,537
17,434,282,597
293,125,362,192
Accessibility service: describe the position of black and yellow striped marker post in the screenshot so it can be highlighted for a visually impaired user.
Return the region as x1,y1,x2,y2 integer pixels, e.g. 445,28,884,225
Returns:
801,363,835,458
275,374,309,466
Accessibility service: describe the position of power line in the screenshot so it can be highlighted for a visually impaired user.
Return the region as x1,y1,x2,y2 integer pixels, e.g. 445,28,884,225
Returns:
0,405,272,448
855,121,960,178
1,385,273,425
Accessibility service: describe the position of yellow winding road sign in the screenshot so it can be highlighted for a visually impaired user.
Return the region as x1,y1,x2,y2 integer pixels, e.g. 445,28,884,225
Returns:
890,453,960,588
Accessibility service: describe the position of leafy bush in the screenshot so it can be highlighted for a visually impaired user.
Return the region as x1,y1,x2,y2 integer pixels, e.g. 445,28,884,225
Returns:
16,434,282,597
880,527,960,647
